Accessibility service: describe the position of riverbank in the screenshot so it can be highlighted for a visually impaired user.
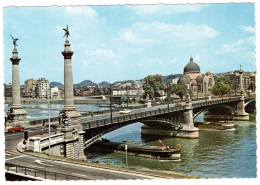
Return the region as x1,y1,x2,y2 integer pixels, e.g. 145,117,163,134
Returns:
5,97,110,104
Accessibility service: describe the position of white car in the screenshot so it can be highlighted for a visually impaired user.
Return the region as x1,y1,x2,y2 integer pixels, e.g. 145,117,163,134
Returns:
120,109,131,114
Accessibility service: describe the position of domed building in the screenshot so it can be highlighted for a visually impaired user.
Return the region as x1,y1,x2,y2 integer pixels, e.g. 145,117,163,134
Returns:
178,57,215,94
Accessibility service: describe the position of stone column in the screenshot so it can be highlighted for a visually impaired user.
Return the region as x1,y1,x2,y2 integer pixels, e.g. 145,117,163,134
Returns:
61,39,81,126
6,48,28,128
176,102,199,138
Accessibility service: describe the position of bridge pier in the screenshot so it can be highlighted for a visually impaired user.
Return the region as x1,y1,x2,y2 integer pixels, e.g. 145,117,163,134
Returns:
204,96,249,121
176,102,199,138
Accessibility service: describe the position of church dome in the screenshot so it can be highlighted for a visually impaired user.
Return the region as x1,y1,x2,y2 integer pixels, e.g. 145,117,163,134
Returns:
184,57,200,73
178,76,190,85
196,75,204,84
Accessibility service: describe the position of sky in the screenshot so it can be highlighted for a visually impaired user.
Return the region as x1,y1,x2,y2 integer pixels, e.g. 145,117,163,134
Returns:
3,3,255,85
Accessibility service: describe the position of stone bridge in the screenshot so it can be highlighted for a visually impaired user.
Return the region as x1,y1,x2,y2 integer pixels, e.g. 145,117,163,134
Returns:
78,96,255,148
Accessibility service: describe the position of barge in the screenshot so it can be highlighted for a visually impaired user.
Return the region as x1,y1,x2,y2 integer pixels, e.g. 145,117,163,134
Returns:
194,121,235,130
89,139,181,160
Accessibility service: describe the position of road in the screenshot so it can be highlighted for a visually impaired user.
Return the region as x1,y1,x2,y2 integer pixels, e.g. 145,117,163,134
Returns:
5,126,160,180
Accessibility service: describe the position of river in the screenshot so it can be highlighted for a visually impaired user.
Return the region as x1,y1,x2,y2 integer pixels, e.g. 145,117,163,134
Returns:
4,103,256,178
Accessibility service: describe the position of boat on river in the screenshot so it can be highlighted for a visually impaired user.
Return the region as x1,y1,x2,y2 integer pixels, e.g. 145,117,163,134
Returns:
194,121,235,130
90,138,181,160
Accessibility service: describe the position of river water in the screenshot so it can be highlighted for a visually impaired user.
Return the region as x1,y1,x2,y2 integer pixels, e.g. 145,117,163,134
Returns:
4,103,256,178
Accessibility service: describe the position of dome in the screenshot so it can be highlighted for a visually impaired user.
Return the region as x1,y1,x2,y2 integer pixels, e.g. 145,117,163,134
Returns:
196,75,204,84
178,76,190,85
184,57,200,73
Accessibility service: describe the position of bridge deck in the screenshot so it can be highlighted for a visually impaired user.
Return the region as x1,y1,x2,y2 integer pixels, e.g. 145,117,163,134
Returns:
80,97,243,130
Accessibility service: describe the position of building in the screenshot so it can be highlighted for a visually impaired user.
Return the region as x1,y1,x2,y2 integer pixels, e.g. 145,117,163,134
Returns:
112,86,143,96
178,57,215,94
24,79,37,98
50,87,60,99
222,71,256,93
36,78,50,99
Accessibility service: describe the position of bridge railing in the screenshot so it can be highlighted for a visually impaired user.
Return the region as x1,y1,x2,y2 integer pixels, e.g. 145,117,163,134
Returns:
5,163,90,180
81,105,187,129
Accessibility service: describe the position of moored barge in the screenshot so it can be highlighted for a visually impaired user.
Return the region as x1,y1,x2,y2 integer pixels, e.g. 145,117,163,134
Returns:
90,139,181,160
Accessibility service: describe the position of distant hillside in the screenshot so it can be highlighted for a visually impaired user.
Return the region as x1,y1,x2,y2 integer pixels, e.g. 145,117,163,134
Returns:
163,74,183,84
98,81,110,87
74,80,97,87
50,82,63,87
112,80,134,85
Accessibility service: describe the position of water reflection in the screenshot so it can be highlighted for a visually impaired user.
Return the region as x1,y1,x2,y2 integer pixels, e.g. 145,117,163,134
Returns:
86,114,256,178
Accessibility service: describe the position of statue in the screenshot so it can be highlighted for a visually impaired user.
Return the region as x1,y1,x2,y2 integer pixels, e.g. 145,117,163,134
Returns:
10,35,18,48
63,24,70,39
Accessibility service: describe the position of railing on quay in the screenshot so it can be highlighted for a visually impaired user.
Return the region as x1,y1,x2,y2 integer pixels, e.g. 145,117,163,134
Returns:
5,163,90,180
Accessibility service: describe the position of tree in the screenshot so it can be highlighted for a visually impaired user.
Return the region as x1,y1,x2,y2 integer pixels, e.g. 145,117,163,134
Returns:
121,95,127,103
93,86,101,95
143,74,165,98
212,81,231,97
175,84,188,100
217,77,230,84
166,84,177,100
143,84,154,99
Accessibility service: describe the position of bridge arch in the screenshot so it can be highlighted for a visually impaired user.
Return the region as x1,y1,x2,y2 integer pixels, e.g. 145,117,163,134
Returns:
193,104,237,119
245,99,255,107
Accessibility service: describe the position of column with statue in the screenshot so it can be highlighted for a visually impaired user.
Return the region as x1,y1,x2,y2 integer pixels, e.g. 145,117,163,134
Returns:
57,25,85,160
6,35,28,128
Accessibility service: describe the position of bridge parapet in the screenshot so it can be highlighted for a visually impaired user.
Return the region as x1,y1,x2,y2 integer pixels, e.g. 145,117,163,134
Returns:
80,105,187,130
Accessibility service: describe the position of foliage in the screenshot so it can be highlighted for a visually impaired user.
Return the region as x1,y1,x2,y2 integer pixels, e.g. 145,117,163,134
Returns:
212,81,231,97
186,88,193,100
143,74,165,98
143,84,154,99
175,84,188,100
93,86,101,95
82,86,90,91
121,95,127,103
217,77,230,84
165,84,177,99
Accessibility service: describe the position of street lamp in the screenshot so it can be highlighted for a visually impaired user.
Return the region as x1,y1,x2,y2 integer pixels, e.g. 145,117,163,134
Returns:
39,86,51,152
110,85,112,124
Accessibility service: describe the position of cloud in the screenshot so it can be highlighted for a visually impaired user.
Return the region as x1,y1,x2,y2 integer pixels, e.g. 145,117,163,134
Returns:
239,25,255,34
65,6,97,18
116,22,219,46
216,36,255,55
147,58,177,65
84,49,122,65
128,4,209,16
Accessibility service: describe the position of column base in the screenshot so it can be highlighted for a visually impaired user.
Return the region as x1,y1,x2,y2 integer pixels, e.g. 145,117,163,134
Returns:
60,109,81,127
6,107,28,129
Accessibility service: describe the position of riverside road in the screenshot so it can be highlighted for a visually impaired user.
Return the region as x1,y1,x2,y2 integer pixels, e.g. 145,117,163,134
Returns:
5,126,166,180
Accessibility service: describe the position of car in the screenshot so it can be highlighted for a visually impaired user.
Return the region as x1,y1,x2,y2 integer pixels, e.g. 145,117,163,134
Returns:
8,125,24,132
175,103,182,107
120,109,131,114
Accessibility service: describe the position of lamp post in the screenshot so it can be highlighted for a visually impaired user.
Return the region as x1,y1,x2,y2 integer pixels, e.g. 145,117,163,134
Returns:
110,85,112,124
39,86,51,152
126,86,129,108
125,144,128,168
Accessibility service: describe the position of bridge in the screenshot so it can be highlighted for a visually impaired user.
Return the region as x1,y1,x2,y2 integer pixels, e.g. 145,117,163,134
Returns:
27,95,255,159
77,96,255,148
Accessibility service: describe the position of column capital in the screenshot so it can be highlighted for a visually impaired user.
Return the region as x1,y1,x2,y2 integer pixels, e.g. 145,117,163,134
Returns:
10,48,21,64
62,40,74,59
